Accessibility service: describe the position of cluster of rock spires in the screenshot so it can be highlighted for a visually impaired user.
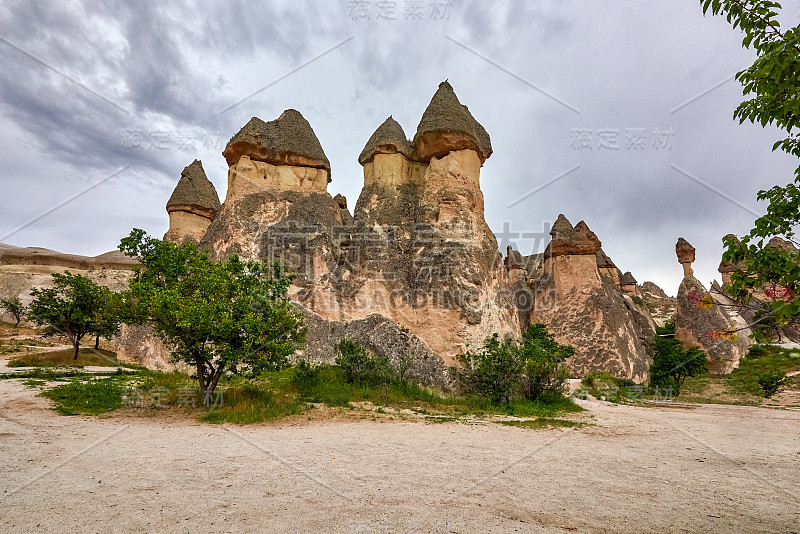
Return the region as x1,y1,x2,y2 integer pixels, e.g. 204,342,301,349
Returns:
151,81,664,384
6,81,791,385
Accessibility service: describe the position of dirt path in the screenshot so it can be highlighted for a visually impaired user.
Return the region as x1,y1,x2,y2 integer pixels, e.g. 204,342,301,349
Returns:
0,380,798,533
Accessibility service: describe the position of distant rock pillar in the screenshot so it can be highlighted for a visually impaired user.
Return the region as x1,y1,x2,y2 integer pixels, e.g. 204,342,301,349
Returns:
619,271,638,296
676,238,696,278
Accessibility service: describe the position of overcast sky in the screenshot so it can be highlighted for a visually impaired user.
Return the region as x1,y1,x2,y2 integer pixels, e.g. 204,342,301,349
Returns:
1,0,797,295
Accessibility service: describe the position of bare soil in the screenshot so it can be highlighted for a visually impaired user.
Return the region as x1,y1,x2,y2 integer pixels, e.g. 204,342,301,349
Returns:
1,379,799,533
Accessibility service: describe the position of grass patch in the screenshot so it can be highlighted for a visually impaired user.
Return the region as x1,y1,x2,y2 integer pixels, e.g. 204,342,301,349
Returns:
728,345,800,397
41,375,126,415
9,348,118,368
499,418,582,429
19,361,582,425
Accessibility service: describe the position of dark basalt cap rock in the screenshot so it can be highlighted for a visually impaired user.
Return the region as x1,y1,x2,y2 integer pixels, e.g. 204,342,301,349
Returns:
222,110,331,177
358,116,414,165
676,238,696,264
596,249,616,269
620,271,637,286
412,81,492,163
166,160,221,219
545,215,602,257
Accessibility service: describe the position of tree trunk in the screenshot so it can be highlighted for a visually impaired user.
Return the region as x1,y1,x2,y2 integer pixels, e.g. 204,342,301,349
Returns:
73,340,80,360
195,356,206,395
95,334,100,350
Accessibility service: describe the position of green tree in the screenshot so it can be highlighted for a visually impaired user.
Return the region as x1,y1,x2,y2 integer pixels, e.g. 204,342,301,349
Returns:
649,335,708,394
120,229,305,397
519,324,574,402
28,272,106,359
92,287,122,349
701,1,800,337
454,333,525,404
1,296,27,328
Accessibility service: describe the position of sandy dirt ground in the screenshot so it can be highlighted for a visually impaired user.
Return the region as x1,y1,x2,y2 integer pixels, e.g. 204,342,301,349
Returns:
0,379,799,534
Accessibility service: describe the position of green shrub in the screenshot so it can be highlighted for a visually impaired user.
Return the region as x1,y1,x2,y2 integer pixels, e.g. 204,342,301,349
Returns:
656,322,675,336
292,359,320,393
454,324,573,405
454,333,524,404
334,338,393,385
747,344,771,359
582,371,600,387
649,335,707,395
519,324,574,402
756,370,789,398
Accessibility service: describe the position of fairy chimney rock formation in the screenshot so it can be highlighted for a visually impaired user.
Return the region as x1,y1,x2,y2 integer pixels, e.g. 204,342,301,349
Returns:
675,239,751,374
530,215,655,382
620,271,637,296
164,160,221,244
676,238,696,277
350,81,517,359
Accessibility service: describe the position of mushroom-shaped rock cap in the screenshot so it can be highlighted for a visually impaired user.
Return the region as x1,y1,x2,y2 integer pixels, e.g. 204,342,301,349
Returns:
412,81,492,163
620,271,637,286
222,110,331,176
358,116,413,165
166,160,221,219
596,249,616,269
676,238,696,264
545,215,602,257
765,236,797,251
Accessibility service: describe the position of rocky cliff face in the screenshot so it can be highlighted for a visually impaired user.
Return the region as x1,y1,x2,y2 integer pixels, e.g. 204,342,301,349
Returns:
638,281,676,326
526,215,655,382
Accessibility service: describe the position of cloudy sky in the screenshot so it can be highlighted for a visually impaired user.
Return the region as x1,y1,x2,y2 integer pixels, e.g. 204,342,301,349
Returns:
1,0,797,295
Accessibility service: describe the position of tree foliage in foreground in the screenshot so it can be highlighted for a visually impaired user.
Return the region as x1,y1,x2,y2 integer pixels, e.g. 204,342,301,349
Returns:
701,1,800,337
454,324,573,404
120,229,306,396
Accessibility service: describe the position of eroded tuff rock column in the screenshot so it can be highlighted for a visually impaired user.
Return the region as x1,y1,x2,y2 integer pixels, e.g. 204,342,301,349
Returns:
163,160,221,244
350,82,517,360
529,214,655,382
674,237,751,375
676,237,696,277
